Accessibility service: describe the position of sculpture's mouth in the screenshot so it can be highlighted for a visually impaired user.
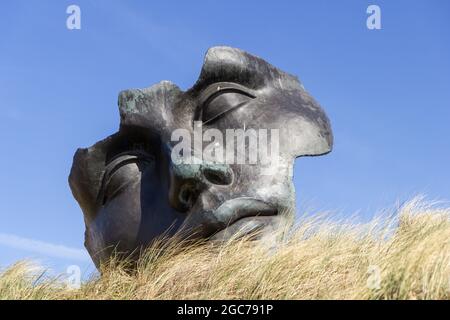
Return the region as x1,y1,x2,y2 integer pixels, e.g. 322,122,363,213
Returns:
178,198,281,242
209,215,280,241
203,198,279,241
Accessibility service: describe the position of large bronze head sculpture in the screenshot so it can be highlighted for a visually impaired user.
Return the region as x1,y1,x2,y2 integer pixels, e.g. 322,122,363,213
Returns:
69,47,333,267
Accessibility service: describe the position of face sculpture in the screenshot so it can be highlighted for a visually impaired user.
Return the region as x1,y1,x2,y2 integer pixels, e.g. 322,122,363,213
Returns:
69,47,333,267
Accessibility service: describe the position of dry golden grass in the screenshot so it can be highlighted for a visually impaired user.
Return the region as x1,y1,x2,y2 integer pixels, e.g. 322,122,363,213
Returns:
1,198,449,300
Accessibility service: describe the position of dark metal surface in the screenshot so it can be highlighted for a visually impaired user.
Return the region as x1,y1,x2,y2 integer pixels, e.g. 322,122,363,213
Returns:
69,47,333,267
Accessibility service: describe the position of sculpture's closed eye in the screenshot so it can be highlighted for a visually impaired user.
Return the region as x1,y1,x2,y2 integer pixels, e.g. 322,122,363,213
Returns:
100,152,154,205
199,82,256,124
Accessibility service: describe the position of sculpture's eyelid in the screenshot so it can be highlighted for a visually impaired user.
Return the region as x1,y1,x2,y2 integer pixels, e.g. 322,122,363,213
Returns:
199,82,256,107
102,152,153,184
97,152,153,205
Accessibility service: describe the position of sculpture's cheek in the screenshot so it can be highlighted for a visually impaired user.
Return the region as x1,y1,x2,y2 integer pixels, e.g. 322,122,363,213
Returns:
86,178,143,264
85,160,185,266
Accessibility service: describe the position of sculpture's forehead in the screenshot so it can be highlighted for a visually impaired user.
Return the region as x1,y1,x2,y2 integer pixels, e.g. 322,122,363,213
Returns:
191,46,302,91
118,81,183,135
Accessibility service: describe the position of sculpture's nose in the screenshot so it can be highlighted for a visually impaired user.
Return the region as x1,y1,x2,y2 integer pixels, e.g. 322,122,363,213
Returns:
168,161,233,212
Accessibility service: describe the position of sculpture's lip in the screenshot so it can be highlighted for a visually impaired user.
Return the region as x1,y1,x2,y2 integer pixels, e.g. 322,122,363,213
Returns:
204,198,279,240
178,198,279,240
213,197,277,221
209,216,279,241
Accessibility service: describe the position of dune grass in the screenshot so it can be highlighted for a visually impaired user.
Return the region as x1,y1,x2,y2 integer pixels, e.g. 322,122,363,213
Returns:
1,198,449,300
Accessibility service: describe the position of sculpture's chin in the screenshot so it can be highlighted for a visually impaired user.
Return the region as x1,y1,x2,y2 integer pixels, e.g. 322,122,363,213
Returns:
209,216,281,242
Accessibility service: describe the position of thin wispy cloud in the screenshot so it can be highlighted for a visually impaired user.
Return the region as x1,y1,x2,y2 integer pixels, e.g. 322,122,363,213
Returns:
0,233,90,262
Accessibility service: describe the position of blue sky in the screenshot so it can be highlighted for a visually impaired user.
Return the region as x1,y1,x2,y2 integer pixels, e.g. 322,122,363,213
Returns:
0,0,449,274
